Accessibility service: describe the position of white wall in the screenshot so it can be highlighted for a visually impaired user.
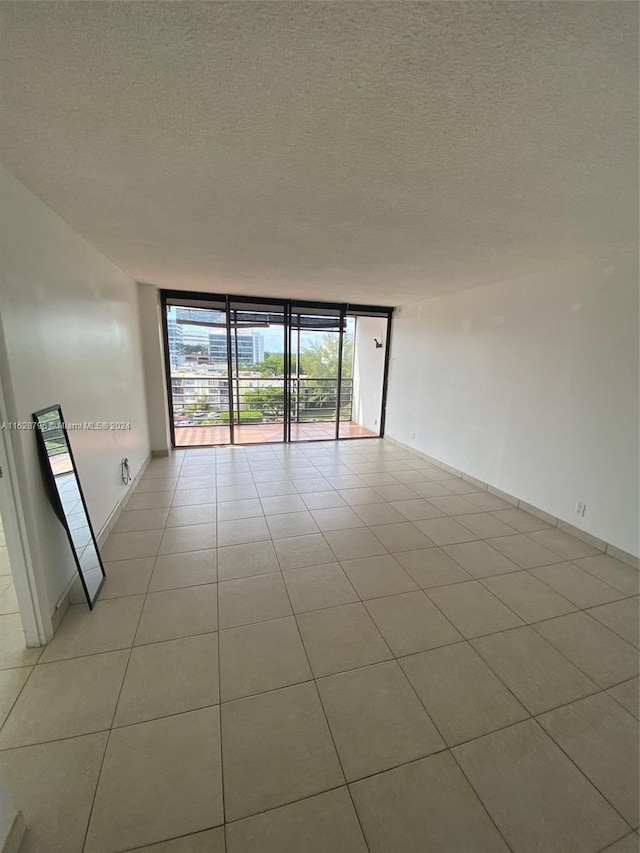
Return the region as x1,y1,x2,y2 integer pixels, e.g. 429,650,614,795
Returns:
352,317,387,433
0,166,150,633
385,252,640,557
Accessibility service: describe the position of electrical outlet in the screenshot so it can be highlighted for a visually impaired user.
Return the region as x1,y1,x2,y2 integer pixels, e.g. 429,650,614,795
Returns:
575,501,587,518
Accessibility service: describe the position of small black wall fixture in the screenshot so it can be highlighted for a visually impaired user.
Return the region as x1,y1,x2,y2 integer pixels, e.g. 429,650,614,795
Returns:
33,404,105,609
374,338,383,348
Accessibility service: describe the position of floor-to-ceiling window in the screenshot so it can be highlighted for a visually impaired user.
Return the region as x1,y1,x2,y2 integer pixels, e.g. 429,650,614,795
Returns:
162,292,392,447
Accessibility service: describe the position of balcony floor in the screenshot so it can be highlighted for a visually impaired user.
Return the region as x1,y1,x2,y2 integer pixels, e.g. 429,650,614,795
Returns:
174,420,377,446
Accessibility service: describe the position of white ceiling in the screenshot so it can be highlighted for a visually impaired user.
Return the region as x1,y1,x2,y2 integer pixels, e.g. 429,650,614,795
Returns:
0,1,637,306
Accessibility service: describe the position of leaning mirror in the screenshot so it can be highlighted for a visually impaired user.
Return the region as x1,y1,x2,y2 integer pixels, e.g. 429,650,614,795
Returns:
33,405,105,608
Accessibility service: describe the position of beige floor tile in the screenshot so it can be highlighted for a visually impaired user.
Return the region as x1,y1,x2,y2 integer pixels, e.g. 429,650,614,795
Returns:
142,459,184,478
530,562,625,609
373,484,419,501
158,523,217,555
218,484,258,502
221,682,343,820
427,580,524,638
455,511,517,539
217,517,269,547
102,529,162,561
0,732,108,853
341,554,418,599
490,507,552,532
217,540,279,581
294,477,334,494
337,487,385,506
0,583,19,615
165,503,217,527
266,511,319,539
256,480,297,498
100,557,154,599
471,626,598,714
273,533,335,570
443,540,519,578
112,509,169,534
607,677,639,719
311,506,365,532
573,554,640,596
389,498,443,521
539,693,639,827
401,642,528,746
599,835,640,853
129,828,225,852
226,787,367,853
438,477,484,495
350,503,404,526
171,488,217,507
126,492,174,511
453,720,628,853
350,751,510,853
301,490,347,510
395,547,472,588
260,494,306,515
465,492,514,511
85,708,223,853
491,507,551,533
0,667,31,727
527,528,600,560
481,571,576,622
40,597,144,663
297,602,392,677
318,661,444,780
414,517,478,546
0,651,127,748
368,522,434,553
219,616,311,701
324,528,388,560
411,480,456,498
283,563,358,612
177,475,215,491
330,474,369,489
135,477,178,493
588,597,639,647
217,499,263,523
219,573,291,629
365,591,461,655
534,611,639,688
428,495,483,516
486,534,563,568
114,633,219,727
149,549,217,591
135,585,217,646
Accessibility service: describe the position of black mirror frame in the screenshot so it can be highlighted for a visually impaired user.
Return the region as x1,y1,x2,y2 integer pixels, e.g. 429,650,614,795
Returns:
33,404,106,609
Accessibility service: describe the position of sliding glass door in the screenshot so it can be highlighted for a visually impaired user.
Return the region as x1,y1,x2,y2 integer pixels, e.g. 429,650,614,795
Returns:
289,306,344,442
166,300,231,448
163,293,392,447
228,300,286,444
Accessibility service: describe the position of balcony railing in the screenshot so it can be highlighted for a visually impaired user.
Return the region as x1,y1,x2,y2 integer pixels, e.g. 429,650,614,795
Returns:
170,375,353,427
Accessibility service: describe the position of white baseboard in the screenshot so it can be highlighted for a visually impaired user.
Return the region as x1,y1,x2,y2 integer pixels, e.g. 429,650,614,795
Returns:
384,435,639,568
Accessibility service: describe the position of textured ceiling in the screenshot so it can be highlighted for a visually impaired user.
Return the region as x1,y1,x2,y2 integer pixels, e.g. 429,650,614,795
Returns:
0,1,637,305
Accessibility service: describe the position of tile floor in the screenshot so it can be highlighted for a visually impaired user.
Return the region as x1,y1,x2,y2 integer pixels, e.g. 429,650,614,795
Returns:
0,439,638,852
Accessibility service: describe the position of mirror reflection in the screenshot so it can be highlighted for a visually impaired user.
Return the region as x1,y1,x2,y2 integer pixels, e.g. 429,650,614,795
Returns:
33,405,105,607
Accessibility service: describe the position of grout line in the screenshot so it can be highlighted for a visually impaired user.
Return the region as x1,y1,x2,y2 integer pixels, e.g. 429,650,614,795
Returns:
8,438,635,850
277,561,373,853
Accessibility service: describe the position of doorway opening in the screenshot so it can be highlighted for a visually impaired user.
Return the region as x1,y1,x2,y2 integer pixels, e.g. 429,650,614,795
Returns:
161,293,392,448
